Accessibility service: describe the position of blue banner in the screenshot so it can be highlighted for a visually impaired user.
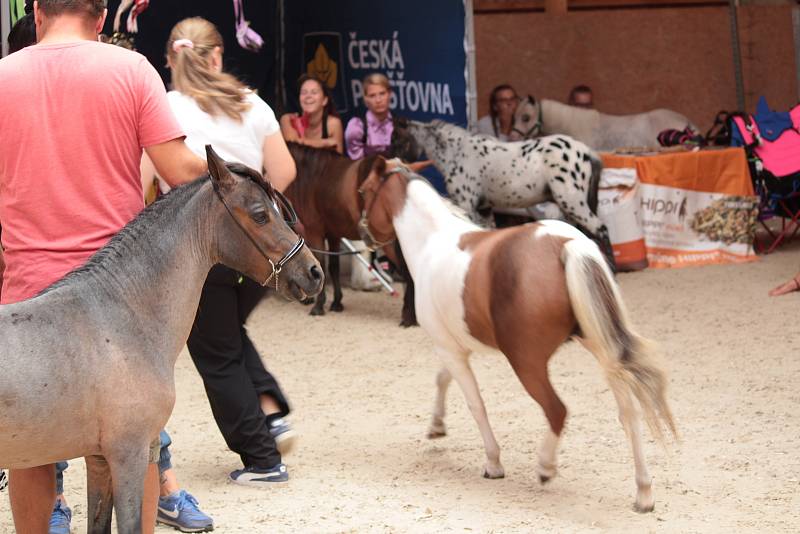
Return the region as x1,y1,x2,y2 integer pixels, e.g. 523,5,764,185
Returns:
282,0,468,127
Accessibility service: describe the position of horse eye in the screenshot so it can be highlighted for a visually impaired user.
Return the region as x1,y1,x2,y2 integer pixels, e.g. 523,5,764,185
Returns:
522,114,531,122
251,209,268,225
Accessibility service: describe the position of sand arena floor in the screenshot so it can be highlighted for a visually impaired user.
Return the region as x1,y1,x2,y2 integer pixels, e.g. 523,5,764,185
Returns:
2,243,799,533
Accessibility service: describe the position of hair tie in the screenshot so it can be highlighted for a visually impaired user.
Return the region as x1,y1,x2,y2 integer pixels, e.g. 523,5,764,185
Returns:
172,39,194,52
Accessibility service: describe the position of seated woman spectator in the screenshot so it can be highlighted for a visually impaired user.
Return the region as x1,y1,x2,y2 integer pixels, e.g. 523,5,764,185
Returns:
476,84,518,141
344,73,395,159
280,74,343,153
568,84,594,108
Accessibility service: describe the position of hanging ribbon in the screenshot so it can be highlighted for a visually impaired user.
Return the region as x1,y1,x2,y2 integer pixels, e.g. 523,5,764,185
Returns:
126,0,150,33
113,0,135,32
233,0,264,53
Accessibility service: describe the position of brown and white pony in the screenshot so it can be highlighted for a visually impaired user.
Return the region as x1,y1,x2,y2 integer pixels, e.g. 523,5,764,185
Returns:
358,162,677,512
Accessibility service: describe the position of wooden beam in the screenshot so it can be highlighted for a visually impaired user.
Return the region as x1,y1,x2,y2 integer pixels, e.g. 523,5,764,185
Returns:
546,0,568,13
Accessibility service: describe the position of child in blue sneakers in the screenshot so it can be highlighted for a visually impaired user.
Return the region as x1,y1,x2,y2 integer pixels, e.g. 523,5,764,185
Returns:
156,431,214,533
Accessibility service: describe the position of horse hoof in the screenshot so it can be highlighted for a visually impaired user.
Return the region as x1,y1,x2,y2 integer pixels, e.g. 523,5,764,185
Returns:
483,469,505,480
399,319,418,328
300,297,315,305
633,501,655,514
330,302,344,312
309,307,325,316
427,429,447,439
539,475,551,484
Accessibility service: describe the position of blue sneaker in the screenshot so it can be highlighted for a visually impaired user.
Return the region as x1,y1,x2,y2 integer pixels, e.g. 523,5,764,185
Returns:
49,499,72,534
268,417,297,455
156,490,214,532
229,463,288,486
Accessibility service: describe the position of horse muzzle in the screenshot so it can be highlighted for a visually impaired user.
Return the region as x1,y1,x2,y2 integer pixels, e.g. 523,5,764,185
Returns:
281,251,324,301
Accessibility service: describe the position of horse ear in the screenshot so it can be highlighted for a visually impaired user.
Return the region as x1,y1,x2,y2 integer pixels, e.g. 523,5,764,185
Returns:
527,95,536,105
373,155,387,179
205,145,235,192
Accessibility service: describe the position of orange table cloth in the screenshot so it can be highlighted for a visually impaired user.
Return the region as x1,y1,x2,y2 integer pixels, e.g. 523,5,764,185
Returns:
601,148,758,268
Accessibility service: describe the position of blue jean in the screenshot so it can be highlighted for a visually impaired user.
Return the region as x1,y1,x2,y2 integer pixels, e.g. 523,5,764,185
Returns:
55,430,173,495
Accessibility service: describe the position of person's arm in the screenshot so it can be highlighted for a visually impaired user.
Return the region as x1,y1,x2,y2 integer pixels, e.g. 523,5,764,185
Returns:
262,131,296,193
279,113,301,143
145,138,207,188
768,271,800,297
344,117,365,159
328,116,344,154
295,137,338,150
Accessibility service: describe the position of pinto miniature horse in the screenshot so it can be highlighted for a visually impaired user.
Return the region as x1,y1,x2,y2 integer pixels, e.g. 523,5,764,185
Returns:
285,142,426,326
0,147,322,533
359,163,677,512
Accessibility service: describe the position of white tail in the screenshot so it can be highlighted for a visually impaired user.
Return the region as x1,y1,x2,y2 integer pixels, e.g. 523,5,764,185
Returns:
561,238,677,442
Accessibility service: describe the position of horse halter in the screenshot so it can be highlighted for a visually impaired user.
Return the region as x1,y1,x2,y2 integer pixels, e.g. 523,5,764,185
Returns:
212,180,305,290
357,176,396,252
511,99,543,139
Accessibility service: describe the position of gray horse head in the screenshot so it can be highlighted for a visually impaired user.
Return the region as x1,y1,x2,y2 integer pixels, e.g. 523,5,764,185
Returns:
206,146,323,301
510,95,541,141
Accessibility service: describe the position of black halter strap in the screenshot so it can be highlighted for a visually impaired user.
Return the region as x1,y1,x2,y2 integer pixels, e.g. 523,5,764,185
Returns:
212,180,305,289
512,100,543,139
357,177,396,252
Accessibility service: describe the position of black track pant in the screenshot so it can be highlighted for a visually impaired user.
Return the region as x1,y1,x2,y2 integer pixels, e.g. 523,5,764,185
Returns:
187,265,289,469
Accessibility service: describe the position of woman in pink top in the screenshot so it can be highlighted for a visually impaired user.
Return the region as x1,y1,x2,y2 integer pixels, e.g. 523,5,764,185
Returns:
344,73,395,160
280,74,344,154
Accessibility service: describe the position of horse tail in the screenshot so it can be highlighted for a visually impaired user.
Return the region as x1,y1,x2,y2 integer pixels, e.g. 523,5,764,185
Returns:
586,151,603,215
562,238,677,443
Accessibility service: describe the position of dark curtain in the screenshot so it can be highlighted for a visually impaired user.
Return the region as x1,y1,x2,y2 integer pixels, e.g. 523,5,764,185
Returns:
103,0,279,107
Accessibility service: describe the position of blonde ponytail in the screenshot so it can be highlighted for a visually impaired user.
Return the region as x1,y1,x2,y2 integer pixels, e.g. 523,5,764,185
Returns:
166,17,252,122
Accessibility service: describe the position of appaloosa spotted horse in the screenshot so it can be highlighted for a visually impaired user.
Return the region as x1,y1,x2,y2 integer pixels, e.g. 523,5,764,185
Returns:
398,119,614,267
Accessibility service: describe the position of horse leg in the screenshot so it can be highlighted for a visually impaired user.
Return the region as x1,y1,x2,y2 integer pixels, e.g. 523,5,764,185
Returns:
328,239,344,312
438,349,504,479
85,455,114,534
504,351,567,484
427,366,452,438
384,241,417,327
610,387,655,512
105,444,150,534
309,237,328,316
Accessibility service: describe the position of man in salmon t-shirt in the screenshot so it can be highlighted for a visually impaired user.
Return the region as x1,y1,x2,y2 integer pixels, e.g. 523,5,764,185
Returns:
0,1,208,532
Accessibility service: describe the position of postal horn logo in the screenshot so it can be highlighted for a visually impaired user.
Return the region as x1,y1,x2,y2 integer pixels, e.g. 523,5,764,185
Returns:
302,32,348,113
307,44,337,89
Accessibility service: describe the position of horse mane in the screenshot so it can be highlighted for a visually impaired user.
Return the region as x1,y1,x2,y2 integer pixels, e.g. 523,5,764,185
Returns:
403,172,476,228
38,160,271,298
286,141,380,200
38,177,212,297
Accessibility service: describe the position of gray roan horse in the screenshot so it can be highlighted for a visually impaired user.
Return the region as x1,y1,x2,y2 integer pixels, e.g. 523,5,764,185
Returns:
0,146,322,533
511,95,698,151
396,120,615,267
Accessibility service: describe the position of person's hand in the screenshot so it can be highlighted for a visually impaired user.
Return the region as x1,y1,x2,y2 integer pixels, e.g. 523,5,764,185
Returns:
768,274,800,297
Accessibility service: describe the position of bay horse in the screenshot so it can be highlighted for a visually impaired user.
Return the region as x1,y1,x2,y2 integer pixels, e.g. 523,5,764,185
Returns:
395,119,615,268
285,142,425,326
511,95,698,151
0,146,322,533
358,163,677,512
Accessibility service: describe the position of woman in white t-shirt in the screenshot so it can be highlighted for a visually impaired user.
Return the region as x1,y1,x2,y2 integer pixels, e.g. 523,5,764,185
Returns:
152,17,297,488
